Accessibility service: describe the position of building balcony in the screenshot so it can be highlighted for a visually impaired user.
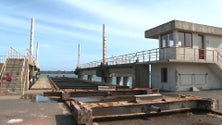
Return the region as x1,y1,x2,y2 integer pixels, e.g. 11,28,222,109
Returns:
159,47,221,63
79,47,222,69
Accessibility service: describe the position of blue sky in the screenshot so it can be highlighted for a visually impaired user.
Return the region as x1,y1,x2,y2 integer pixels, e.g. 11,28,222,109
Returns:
0,0,222,70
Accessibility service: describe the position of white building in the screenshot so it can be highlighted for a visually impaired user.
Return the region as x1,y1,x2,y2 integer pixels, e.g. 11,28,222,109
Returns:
145,20,222,91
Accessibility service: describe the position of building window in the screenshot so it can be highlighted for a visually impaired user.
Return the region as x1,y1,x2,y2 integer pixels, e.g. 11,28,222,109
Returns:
169,33,174,47
161,68,167,83
178,32,192,47
161,34,167,48
161,32,174,48
178,32,184,46
185,33,192,46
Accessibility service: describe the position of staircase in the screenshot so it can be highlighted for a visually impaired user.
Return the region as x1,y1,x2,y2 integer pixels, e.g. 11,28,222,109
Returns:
0,47,31,95
207,50,222,81
0,58,27,95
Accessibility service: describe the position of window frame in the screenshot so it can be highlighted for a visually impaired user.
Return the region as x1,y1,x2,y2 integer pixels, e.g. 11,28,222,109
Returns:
178,31,193,47
160,32,174,48
161,34,167,48
161,68,168,83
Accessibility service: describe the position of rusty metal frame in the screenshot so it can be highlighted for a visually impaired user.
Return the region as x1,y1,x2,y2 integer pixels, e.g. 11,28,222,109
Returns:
44,77,219,125
68,95,217,124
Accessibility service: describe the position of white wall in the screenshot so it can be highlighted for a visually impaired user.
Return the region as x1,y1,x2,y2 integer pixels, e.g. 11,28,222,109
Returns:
205,35,222,53
151,63,177,91
151,63,222,91
176,63,222,91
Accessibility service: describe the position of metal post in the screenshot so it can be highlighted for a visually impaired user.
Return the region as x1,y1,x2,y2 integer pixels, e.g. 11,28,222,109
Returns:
77,44,81,68
116,77,121,85
30,18,35,56
36,41,39,62
123,76,129,86
103,24,107,65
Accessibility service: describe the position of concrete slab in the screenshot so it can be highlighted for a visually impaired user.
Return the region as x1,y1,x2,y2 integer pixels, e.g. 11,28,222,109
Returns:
0,99,75,125
31,76,52,90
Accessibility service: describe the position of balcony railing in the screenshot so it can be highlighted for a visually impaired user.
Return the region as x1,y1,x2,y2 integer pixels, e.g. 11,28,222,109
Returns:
80,47,222,69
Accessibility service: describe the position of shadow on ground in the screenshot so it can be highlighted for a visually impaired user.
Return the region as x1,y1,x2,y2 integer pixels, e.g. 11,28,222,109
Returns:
56,114,76,125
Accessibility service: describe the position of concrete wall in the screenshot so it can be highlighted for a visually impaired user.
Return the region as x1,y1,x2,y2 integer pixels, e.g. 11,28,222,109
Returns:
192,33,222,52
151,63,177,91
145,20,222,39
109,67,132,77
205,35,222,54
151,63,222,91
176,63,222,91
159,48,176,61
133,64,150,88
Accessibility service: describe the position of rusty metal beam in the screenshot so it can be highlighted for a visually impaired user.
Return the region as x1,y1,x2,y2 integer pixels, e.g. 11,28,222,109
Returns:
68,95,218,124
61,88,159,100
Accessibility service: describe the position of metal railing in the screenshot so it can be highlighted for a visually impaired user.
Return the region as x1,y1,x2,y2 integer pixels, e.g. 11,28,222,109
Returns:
0,55,6,63
1,46,24,80
80,47,222,69
215,50,222,69
7,47,24,59
20,58,27,94
26,48,35,65
0,57,7,81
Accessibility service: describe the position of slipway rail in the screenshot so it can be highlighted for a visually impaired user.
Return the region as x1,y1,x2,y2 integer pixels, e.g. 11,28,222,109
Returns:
44,77,219,125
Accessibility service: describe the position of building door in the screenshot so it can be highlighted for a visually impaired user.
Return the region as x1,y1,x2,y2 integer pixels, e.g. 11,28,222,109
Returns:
198,35,205,59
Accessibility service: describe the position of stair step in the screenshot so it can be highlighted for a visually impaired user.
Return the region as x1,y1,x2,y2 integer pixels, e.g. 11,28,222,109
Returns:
0,88,22,96
1,84,22,88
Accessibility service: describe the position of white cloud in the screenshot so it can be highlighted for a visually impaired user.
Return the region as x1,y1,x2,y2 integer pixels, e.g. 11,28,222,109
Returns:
64,0,154,29
39,43,49,48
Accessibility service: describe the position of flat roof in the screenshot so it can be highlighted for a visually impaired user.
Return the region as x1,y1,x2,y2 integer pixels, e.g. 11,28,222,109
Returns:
145,20,222,39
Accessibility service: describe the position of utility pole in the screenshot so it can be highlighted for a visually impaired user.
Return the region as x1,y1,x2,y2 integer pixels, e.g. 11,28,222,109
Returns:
30,18,35,56
77,44,81,68
102,24,107,65
36,41,39,62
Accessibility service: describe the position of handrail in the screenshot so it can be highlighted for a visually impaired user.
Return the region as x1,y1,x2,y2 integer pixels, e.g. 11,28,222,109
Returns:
215,50,222,69
0,55,6,63
79,47,222,69
26,48,35,65
20,58,26,94
7,47,24,59
0,58,7,81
